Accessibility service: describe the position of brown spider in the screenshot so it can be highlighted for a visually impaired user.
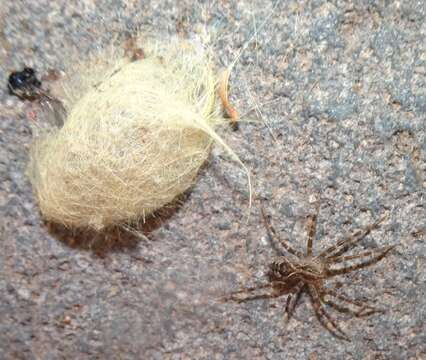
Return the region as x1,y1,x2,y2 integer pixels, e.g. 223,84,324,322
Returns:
225,203,396,341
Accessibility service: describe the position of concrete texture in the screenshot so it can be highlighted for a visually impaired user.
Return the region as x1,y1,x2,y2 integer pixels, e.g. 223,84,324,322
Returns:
0,1,425,359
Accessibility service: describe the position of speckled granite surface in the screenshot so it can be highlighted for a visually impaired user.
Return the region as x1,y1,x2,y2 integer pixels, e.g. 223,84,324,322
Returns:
0,1,425,359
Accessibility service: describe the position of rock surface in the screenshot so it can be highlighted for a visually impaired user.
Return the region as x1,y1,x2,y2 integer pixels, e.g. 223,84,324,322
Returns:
0,1,424,359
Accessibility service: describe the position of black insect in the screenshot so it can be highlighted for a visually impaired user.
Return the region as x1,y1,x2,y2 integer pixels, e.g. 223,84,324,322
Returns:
8,67,42,100
8,67,66,127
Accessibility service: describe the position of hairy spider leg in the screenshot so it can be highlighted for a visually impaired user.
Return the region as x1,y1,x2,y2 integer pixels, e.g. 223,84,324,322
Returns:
260,204,303,258
306,201,321,256
283,282,305,322
327,245,396,277
223,283,272,298
226,285,286,303
317,214,387,259
329,246,396,264
321,289,384,317
308,284,350,341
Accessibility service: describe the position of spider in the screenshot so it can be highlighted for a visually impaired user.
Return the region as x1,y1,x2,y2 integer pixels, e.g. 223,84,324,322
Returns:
225,203,396,341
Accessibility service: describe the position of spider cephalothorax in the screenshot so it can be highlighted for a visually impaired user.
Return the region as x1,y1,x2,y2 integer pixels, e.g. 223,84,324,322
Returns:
226,203,396,341
268,255,327,284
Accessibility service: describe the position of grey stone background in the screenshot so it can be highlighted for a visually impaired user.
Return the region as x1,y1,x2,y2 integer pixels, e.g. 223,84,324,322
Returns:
0,0,425,359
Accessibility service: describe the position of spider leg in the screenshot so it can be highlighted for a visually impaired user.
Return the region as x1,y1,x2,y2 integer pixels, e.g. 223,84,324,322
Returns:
328,245,396,264
322,289,384,317
308,284,351,341
317,214,387,259
283,282,305,322
306,201,320,256
327,245,396,277
221,284,271,301
225,283,272,297
224,286,285,303
260,204,303,258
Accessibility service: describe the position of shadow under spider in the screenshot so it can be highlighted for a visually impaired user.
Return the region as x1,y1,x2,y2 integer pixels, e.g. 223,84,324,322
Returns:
224,202,397,341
